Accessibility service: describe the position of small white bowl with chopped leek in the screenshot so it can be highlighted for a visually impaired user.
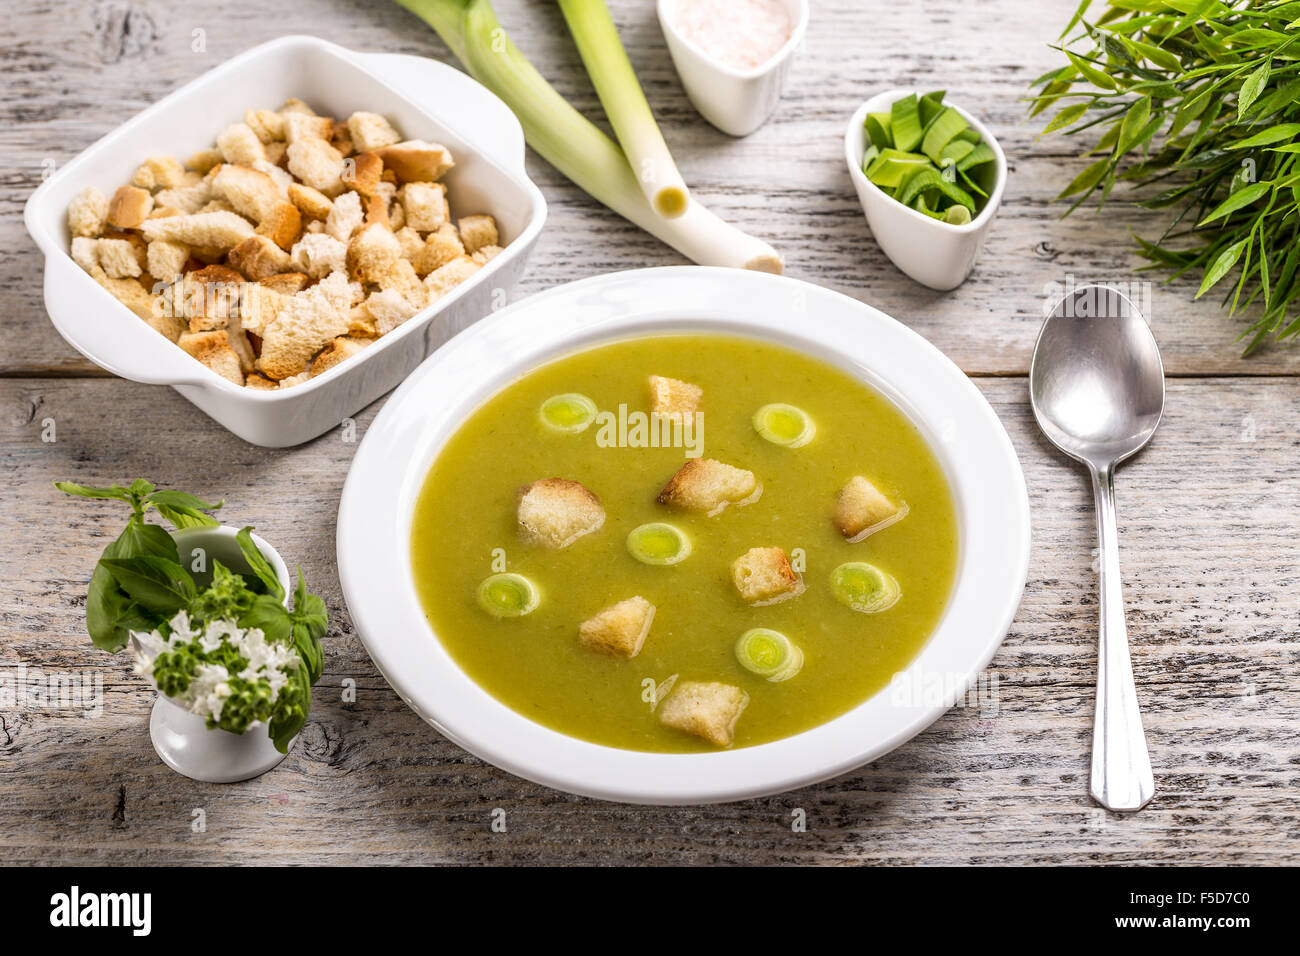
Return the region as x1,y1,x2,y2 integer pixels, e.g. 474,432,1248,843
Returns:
845,89,1006,291
337,267,1030,804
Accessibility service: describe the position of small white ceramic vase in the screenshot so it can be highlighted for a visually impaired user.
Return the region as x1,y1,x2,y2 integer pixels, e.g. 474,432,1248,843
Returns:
145,525,295,783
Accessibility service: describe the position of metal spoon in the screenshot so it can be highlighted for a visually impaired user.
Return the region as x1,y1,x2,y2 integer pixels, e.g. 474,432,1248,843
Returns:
1030,284,1164,812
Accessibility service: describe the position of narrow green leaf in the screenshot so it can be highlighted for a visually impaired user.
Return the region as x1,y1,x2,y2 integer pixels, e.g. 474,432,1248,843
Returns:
1238,58,1272,118
1056,157,1111,199
1199,181,1269,224
1042,102,1090,136
1116,96,1152,156
1196,238,1249,298
1228,123,1300,149
1066,51,1117,90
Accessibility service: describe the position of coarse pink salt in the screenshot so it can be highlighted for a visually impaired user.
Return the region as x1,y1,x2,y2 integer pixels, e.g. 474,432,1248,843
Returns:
674,0,794,72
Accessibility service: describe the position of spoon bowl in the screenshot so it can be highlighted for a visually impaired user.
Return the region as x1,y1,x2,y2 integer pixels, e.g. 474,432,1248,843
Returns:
1030,286,1165,466
1030,284,1164,813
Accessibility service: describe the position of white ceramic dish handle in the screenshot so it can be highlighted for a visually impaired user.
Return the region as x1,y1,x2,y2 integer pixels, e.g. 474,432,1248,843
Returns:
44,258,204,386
357,52,527,174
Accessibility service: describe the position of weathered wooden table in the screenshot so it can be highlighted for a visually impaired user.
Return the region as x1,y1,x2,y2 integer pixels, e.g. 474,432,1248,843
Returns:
2,0,1296,865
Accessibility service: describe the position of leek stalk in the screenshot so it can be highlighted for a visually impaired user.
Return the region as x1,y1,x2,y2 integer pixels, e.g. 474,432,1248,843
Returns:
395,0,782,272
557,0,689,218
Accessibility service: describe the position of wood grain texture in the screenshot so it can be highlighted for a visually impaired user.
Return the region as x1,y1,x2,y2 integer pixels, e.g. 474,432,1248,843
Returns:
1,0,1297,865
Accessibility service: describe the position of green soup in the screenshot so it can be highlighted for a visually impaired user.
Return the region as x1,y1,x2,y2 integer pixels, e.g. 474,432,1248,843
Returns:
410,334,959,753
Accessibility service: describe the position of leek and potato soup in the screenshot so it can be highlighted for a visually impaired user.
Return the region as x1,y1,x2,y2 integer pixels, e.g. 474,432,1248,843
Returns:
410,334,958,753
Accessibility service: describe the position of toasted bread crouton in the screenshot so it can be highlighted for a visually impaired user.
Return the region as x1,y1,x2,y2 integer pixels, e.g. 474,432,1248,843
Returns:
347,111,402,153
96,238,143,279
227,235,292,281
424,255,480,300
99,274,184,339
258,271,352,379
325,190,365,242
374,257,423,298
342,151,384,197
153,180,211,214
457,214,498,254
730,547,804,606
68,185,108,237
145,240,189,283
657,459,759,515
181,264,244,331
211,165,281,222
347,303,378,338
471,244,503,265
413,222,464,275
362,288,423,336
399,182,447,231
346,221,401,284
578,596,656,659
284,112,334,144
251,159,293,195
148,206,184,219
657,681,749,748
277,371,312,388
105,185,153,229
140,210,252,251
263,139,288,165
310,335,370,376
215,122,265,166
289,233,348,279
255,200,303,250
259,272,308,296
649,375,702,421
287,137,345,196
178,330,243,384
70,236,100,274
378,140,454,182
330,124,355,158
394,225,423,259
834,476,907,541
388,200,405,231
517,478,606,549
245,372,278,390
197,198,236,215
131,155,187,190
244,108,285,143
183,149,223,174
287,182,332,221
239,284,289,337
278,97,317,116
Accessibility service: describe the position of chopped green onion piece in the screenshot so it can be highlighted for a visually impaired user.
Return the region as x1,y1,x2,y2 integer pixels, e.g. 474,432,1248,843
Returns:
939,138,976,167
890,94,924,152
734,628,804,682
830,562,901,614
957,142,996,172
476,573,540,618
897,167,976,214
866,149,931,189
861,143,879,172
944,204,973,225
919,91,947,128
955,127,982,144
959,167,989,198
921,107,969,163
864,112,893,150
752,403,816,448
539,393,598,433
626,522,691,566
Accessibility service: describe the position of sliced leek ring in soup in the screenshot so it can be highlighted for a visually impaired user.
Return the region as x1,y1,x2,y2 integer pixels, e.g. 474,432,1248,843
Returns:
752,403,816,448
626,522,692,566
830,562,901,614
735,628,804,682
538,393,598,434
476,573,540,618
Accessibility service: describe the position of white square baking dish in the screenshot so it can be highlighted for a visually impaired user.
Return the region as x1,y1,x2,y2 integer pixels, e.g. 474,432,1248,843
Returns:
23,35,546,447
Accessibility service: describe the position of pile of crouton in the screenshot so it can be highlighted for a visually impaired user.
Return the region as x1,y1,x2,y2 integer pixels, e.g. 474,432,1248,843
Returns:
501,375,908,749
66,99,504,389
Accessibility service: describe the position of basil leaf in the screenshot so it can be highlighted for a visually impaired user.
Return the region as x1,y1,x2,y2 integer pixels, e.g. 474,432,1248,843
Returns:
147,490,224,512
85,563,136,651
240,594,293,644
292,621,324,685
128,478,156,498
154,503,219,530
236,527,285,601
54,481,131,502
101,556,196,616
268,666,311,754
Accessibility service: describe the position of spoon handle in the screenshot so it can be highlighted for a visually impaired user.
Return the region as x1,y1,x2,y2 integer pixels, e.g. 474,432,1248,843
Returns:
1088,464,1155,812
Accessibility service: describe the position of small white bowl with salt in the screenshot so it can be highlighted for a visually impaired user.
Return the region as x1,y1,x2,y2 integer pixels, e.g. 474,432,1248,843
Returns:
658,0,808,137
